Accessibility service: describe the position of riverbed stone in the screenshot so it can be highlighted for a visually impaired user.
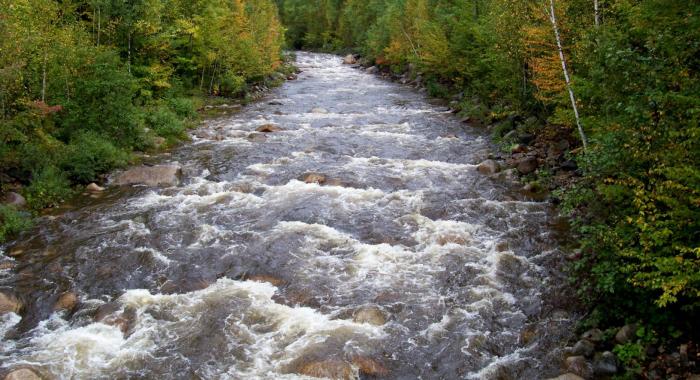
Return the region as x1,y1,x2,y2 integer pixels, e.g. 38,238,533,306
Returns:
0,292,21,314
581,328,604,343
86,183,104,192
566,355,593,379
2,192,26,208
4,369,42,380
477,160,501,175
303,173,326,184
311,108,328,114
256,124,283,133
353,305,387,326
114,164,182,187
54,291,78,311
615,324,637,344
248,275,284,286
351,356,388,376
571,339,596,357
517,157,539,175
295,359,353,380
547,374,585,380
593,351,618,376
342,55,357,65
366,66,378,74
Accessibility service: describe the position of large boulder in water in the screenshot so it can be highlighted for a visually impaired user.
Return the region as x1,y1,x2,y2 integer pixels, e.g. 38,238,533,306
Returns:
353,305,387,326
303,173,326,184
0,292,22,314
53,291,78,312
114,164,181,187
4,369,42,380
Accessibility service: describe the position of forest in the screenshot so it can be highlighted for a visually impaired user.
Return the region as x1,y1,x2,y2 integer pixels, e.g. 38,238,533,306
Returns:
1,0,699,378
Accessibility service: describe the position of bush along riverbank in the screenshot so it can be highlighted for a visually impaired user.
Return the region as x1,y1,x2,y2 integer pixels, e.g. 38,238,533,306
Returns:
0,0,291,243
276,0,700,377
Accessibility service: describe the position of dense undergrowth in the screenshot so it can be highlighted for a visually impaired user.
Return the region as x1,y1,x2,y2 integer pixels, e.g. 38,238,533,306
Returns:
276,0,700,374
1,0,286,238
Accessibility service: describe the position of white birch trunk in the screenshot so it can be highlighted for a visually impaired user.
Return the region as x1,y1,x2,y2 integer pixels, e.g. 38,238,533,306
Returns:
594,0,600,27
41,52,47,103
546,0,589,152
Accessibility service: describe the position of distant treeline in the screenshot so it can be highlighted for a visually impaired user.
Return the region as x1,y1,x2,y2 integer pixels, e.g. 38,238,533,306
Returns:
277,0,700,367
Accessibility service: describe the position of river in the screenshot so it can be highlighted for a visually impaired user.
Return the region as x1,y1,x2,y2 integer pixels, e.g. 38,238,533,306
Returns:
1,53,576,379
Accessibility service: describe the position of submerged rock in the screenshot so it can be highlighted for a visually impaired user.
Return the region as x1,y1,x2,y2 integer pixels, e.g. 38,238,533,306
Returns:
353,305,387,326
54,291,78,311
303,173,326,184
256,124,283,133
4,369,42,380
247,275,284,286
351,356,389,376
0,292,21,314
547,374,585,380
295,359,354,380
114,164,182,187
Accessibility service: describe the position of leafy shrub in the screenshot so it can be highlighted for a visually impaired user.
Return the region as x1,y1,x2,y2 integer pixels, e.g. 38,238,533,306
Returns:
145,106,186,141
0,206,32,243
23,167,73,210
61,131,129,183
167,97,198,119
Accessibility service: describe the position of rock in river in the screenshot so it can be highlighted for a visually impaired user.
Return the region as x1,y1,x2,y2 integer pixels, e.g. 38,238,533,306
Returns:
303,173,326,184
342,54,357,65
0,292,22,314
256,124,283,133
353,305,387,326
477,160,501,175
53,291,78,311
114,164,182,187
4,369,43,380
295,359,353,380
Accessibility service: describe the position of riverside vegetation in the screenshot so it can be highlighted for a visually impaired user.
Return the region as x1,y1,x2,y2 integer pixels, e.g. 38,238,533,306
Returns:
2,0,699,378
0,0,288,235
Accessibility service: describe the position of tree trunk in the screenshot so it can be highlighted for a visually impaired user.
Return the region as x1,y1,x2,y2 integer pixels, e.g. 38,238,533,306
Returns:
546,0,589,152
594,0,600,27
128,32,132,74
97,5,101,46
41,51,47,103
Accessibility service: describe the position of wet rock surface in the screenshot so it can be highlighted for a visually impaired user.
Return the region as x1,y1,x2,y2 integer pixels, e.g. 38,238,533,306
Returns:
113,164,182,187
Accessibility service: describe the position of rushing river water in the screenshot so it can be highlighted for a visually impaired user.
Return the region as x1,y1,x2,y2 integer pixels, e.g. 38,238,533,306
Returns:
1,53,577,379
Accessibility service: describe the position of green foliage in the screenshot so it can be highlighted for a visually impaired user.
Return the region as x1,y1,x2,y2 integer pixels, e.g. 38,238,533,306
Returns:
146,106,186,141
61,132,129,183
23,167,73,211
0,206,32,243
